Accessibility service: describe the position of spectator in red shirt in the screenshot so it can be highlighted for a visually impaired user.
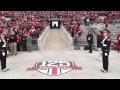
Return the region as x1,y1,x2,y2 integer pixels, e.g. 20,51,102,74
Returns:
71,25,75,37
24,28,29,37
104,16,107,24
33,21,38,30
105,23,108,29
41,23,45,30
17,34,21,51
117,32,120,52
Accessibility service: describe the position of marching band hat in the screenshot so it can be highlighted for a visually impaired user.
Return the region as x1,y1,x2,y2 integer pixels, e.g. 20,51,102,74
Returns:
103,29,111,33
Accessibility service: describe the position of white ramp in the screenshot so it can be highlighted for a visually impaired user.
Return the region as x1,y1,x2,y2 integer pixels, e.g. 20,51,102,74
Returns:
43,29,69,51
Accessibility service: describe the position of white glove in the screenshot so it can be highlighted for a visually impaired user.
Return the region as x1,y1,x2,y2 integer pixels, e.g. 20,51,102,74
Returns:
88,37,90,40
103,44,107,46
2,52,5,56
105,53,108,56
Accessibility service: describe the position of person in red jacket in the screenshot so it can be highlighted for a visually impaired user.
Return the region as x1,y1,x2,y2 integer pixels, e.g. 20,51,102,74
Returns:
33,21,38,30
17,34,21,51
71,25,75,37
105,23,108,29
75,23,82,36
117,32,120,52
75,24,80,32
104,16,107,24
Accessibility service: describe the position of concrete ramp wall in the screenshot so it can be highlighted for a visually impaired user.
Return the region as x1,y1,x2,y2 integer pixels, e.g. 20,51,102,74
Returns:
38,26,50,50
60,25,74,50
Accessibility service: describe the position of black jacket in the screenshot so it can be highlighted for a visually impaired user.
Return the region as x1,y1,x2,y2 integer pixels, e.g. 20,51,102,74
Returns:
0,39,7,55
97,35,103,48
9,35,17,43
0,39,4,48
87,33,93,43
22,36,27,44
102,36,111,51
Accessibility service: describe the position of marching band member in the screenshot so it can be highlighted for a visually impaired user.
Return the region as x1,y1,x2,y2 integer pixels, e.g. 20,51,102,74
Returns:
101,29,111,73
0,31,9,72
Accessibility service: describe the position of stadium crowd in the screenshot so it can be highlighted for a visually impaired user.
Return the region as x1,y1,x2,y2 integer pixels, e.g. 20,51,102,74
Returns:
0,11,120,55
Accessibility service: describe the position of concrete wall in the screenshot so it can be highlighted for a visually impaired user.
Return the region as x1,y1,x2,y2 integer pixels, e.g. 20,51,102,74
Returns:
38,26,50,50
60,25,74,50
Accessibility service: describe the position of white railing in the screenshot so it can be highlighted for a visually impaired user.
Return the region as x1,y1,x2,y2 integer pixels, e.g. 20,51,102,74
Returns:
61,25,74,50
38,26,50,50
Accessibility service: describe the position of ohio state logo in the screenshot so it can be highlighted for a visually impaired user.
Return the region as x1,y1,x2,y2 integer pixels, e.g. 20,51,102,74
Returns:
27,61,82,76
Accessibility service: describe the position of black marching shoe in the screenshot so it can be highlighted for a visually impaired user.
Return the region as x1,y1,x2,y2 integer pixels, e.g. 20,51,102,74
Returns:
2,68,10,72
101,69,108,73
